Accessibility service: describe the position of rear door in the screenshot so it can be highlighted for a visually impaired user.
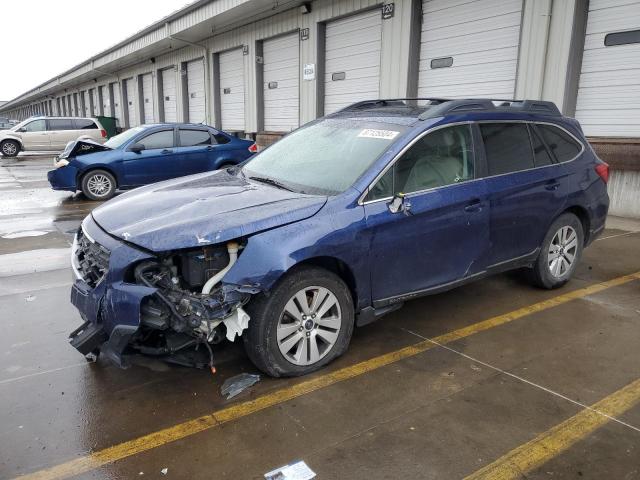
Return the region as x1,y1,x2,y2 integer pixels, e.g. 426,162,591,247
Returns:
480,122,569,266
364,124,490,303
177,127,216,175
47,119,77,149
121,128,181,186
20,119,49,150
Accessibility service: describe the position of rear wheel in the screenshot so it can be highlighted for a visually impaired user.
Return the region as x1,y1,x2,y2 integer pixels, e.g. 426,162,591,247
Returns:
1,140,20,157
529,213,583,289
243,265,355,377
81,169,117,201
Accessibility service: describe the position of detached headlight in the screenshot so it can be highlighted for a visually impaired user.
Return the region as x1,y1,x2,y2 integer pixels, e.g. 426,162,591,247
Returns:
54,158,69,168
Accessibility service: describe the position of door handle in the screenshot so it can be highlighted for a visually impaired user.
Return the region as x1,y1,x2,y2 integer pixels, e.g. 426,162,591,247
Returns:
161,149,173,154
464,199,483,213
206,146,214,151
545,181,560,191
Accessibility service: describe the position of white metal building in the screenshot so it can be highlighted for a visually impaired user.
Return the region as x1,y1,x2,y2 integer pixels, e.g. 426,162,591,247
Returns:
1,0,639,215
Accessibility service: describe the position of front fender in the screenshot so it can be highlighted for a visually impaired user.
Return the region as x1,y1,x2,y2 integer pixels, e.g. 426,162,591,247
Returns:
223,193,372,310
0,133,23,148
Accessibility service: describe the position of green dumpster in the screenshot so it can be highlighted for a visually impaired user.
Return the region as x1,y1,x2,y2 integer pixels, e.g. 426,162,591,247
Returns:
96,116,121,138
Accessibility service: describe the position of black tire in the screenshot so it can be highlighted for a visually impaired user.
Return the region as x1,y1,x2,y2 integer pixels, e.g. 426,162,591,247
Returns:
1,140,20,157
81,169,117,201
529,213,584,289
243,265,355,377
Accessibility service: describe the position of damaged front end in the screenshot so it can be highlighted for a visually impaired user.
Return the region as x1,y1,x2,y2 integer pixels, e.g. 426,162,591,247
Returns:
69,216,255,370
131,243,252,369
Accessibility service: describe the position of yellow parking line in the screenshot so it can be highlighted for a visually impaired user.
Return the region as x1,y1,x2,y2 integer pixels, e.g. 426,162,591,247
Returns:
16,271,640,480
464,378,640,480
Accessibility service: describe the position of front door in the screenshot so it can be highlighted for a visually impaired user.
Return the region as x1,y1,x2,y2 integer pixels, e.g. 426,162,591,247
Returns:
364,124,490,305
20,119,49,150
121,128,181,186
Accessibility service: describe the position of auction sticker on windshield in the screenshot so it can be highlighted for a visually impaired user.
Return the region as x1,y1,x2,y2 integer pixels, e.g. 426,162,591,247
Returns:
357,129,399,140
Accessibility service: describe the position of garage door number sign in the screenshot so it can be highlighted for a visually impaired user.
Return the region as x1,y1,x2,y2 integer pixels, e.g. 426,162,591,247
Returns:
382,3,394,19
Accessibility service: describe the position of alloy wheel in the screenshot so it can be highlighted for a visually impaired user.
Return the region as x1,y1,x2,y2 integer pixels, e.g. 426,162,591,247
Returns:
277,286,342,366
2,142,17,156
548,225,578,278
87,174,112,198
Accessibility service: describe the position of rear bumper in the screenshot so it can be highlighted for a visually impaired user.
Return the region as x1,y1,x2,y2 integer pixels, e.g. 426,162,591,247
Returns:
47,166,78,191
586,191,609,246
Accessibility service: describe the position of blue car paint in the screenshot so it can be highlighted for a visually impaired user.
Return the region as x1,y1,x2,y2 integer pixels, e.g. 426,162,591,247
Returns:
70,108,609,365
47,124,254,192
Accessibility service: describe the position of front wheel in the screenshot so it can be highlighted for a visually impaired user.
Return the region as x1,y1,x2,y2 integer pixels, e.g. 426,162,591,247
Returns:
243,265,355,377
81,169,117,201
1,140,20,157
529,213,584,289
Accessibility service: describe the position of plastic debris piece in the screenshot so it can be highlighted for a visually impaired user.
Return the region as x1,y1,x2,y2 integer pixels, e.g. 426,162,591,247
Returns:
160,467,168,475
264,460,316,480
223,307,250,341
221,373,260,399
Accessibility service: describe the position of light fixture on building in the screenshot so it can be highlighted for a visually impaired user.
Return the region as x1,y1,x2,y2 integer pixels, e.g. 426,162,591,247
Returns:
300,2,311,14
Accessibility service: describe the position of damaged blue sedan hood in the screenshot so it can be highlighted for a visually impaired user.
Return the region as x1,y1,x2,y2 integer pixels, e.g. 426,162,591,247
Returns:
91,169,328,252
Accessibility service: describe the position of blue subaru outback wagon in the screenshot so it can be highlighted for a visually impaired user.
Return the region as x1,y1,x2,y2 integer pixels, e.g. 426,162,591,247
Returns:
68,98,609,377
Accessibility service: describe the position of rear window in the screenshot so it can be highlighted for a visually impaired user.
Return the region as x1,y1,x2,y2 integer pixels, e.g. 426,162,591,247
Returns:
214,133,230,144
536,124,582,163
480,123,534,176
74,119,98,130
179,129,211,147
48,119,75,131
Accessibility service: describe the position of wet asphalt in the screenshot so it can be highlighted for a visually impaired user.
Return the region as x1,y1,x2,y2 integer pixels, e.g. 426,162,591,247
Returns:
1,153,639,479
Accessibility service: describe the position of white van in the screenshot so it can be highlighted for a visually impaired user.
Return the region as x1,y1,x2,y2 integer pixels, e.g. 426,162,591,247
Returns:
0,116,107,157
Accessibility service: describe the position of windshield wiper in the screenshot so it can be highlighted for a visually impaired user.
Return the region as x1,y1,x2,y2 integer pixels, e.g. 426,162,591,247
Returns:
248,176,294,192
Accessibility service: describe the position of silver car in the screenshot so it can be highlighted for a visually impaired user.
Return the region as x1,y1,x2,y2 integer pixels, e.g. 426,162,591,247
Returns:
0,116,107,157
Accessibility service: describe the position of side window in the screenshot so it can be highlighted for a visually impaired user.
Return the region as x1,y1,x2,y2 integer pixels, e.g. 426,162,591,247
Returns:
480,123,534,176
48,119,74,131
23,119,46,132
74,119,98,130
137,130,175,150
365,125,474,201
179,129,212,147
213,132,230,144
537,124,582,163
529,125,554,167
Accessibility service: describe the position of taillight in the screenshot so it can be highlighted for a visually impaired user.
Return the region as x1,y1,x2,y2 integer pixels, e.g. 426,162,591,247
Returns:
248,143,258,153
595,162,609,184
100,129,107,138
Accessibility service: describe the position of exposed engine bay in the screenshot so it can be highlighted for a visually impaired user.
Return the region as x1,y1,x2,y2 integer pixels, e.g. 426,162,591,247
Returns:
130,242,252,370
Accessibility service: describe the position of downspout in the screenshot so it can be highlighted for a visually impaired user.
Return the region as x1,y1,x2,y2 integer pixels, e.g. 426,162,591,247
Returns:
166,22,212,125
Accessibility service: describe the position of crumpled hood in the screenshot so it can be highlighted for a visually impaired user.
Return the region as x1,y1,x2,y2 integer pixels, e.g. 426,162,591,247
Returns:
59,138,111,159
92,169,327,252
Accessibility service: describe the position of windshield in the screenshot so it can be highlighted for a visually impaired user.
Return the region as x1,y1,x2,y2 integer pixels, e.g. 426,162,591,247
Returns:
242,119,405,195
104,127,145,149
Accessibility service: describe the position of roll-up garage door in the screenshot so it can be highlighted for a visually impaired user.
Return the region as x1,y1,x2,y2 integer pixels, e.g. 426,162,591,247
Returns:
111,82,123,125
417,0,522,99
575,0,640,137
263,33,300,132
161,68,177,122
124,78,137,127
187,59,206,123
100,85,111,117
83,91,90,116
141,73,155,124
219,48,245,131
324,9,382,115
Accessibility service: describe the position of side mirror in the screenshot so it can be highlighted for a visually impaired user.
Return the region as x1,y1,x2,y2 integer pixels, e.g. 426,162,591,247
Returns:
129,142,145,153
17,127,27,133
387,193,412,215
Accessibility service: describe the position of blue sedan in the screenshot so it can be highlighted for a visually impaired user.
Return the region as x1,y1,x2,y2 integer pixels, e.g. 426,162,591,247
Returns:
47,123,256,200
